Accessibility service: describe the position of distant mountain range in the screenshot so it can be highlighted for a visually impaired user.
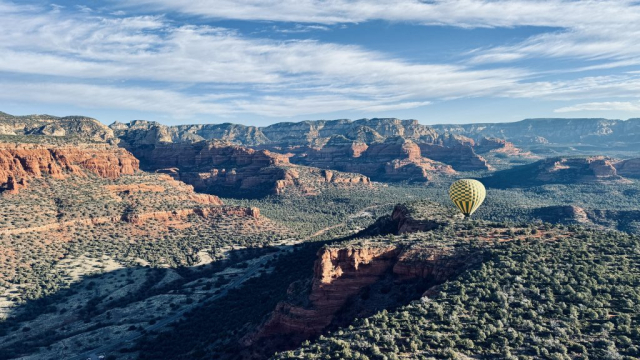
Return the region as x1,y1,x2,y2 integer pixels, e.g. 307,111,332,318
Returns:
1,111,639,194
3,111,638,148
109,117,640,148
0,111,113,142
483,156,640,188
432,118,640,147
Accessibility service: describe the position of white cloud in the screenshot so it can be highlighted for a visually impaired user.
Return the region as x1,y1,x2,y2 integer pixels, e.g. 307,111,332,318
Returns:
0,1,532,117
0,82,434,118
270,24,331,33
555,101,640,113
114,0,640,28
505,75,640,101
118,1,640,69
0,82,237,117
1,0,640,119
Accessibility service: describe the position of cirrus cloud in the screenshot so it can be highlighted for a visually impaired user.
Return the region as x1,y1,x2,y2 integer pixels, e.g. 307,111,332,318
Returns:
1,0,640,121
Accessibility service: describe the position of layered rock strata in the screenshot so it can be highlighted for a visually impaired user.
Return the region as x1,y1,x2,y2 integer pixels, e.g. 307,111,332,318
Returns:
0,143,139,193
249,243,472,347
299,136,455,181
125,141,370,195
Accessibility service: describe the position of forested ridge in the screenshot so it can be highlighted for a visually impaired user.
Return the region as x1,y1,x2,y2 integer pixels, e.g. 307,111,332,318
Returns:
277,226,640,359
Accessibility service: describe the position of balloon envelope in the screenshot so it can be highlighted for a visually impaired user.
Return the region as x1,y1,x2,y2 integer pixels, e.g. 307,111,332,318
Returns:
449,179,486,217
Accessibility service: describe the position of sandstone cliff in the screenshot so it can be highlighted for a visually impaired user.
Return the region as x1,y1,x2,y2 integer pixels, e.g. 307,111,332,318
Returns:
111,120,269,146
532,205,591,225
432,117,640,147
614,158,640,178
0,143,139,193
125,141,370,196
260,118,439,146
113,117,492,179
483,156,625,187
474,137,536,158
244,201,475,356
247,240,475,353
299,136,455,182
0,111,114,142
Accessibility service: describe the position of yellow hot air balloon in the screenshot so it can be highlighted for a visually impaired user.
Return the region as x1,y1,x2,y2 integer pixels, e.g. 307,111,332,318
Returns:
449,179,486,217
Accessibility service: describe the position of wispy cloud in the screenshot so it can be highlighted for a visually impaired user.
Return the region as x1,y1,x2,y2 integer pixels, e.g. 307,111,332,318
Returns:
114,0,639,27
1,0,640,120
0,1,530,117
555,101,640,113
120,1,640,68
270,24,331,33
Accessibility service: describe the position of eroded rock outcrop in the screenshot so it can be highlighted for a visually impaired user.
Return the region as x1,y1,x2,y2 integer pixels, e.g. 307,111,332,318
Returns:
113,117,492,181
431,118,640,147
247,242,473,350
125,141,370,196
0,111,114,142
483,156,625,187
614,158,640,178
0,205,260,235
390,204,455,234
474,137,536,158
532,205,590,225
300,136,455,181
419,143,490,171
0,143,139,193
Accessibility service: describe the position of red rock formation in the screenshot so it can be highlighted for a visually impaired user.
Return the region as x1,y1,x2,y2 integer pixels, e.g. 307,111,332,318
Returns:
274,168,370,195
485,155,628,187
133,142,291,194
5,176,27,194
418,143,490,171
252,246,401,342
122,205,258,224
474,137,536,158
128,141,370,196
614,158,640,179
588,156,619,178
532,205,590,225
535,156,620,182
302,137,455,181
0,143,139,193
248,242,471,348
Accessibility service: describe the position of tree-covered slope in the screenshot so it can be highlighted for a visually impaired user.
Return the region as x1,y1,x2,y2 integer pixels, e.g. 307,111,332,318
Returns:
276,226,640,359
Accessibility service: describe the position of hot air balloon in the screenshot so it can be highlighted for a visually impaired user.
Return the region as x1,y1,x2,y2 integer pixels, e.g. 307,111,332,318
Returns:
449,179,486,217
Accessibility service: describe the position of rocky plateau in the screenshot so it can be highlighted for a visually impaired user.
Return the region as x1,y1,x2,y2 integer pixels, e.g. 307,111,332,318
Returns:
482,155,638,187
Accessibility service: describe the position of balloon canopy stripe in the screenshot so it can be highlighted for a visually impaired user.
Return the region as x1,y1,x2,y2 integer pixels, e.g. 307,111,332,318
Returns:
449,179,486,217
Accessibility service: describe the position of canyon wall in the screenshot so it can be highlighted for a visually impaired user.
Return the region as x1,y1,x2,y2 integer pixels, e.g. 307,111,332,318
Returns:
247,242,474,351
474,137,536,158
125,141,370,196
112,117,491,183
614,158,640,178
431,118,640,146
483,155,626,187
299,136,456,181
0,112,114,142
0,143,139,193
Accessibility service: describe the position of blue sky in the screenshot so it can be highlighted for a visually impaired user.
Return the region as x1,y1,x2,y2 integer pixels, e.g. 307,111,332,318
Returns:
1,0,640,125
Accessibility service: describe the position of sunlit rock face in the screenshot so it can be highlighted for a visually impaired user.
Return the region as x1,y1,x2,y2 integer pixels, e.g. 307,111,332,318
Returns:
431,118,640,146
0,143,139,193
614,158,640,179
